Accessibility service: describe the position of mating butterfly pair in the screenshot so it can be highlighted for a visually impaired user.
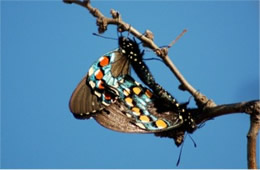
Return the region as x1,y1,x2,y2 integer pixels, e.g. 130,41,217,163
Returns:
69,36,196,144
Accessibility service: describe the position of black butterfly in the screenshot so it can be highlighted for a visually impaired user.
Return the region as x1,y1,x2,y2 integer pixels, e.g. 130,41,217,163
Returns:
70,48,184,132
69,35,196,144
117,36,196,131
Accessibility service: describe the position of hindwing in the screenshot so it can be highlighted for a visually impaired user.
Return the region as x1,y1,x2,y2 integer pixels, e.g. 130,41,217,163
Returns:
69,74,103,119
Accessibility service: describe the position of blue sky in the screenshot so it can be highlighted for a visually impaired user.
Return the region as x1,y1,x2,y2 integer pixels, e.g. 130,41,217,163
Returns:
1,0,259,169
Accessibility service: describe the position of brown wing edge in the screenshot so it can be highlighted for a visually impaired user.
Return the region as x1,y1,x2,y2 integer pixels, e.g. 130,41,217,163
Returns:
93,100,149,133
69,74,103,119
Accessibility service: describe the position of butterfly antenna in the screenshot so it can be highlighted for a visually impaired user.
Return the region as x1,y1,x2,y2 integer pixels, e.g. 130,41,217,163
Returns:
92,33,117,40
187,94,193,104
127,25,131,37
176,134,187,166
188,134,197,148
198,121,206,129
143,57,163,63
168,29,187,48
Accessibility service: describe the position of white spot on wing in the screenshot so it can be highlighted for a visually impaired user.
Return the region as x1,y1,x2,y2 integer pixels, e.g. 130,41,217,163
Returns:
135,123,146,129
94,91,101,97
98,56,105,62
88,67,94,76
102,101,110,106
134,81,140,85
119,79,125,84
89,81,96,89
113,82,119,88
123,88,130,96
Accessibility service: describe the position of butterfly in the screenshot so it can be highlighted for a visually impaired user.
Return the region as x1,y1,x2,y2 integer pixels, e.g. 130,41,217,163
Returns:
69,35,196,143
117,36,196,131
70,49,184,132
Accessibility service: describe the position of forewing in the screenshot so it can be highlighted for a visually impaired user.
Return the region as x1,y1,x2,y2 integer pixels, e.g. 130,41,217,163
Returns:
111,51,131,77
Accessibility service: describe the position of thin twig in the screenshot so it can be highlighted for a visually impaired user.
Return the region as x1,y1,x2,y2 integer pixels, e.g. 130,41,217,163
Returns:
168,29,187,48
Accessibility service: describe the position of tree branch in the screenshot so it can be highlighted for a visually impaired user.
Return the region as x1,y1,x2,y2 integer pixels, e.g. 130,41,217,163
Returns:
64,1,260,168
63,0,215,108
195,100,260,124
247,101,260,169
194,100,260,169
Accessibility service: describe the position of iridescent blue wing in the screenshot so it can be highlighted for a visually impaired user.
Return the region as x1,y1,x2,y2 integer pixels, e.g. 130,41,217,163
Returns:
113,75,184,132
93,95,184,133
69,50,130,119
94,100,188,147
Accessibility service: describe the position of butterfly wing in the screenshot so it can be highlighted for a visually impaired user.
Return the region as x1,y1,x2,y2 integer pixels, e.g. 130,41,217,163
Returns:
69,50,131,119
92,74,184,133
111,51,131,77
93,100,149,133
93,96,185,134
69,74,103,119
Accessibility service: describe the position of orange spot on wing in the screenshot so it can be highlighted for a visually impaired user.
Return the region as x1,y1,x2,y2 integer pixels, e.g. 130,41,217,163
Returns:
155,119,168,129
99,56,110,67
145,89,153,98
104,92,112,100
125,97,133,107
132,107,141,116
133,87,142,95
95,70,104,80
97,80,105,90
139,115,150,123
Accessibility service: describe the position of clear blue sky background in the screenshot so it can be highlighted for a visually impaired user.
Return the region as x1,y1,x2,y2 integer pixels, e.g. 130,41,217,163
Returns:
1,0,259,169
